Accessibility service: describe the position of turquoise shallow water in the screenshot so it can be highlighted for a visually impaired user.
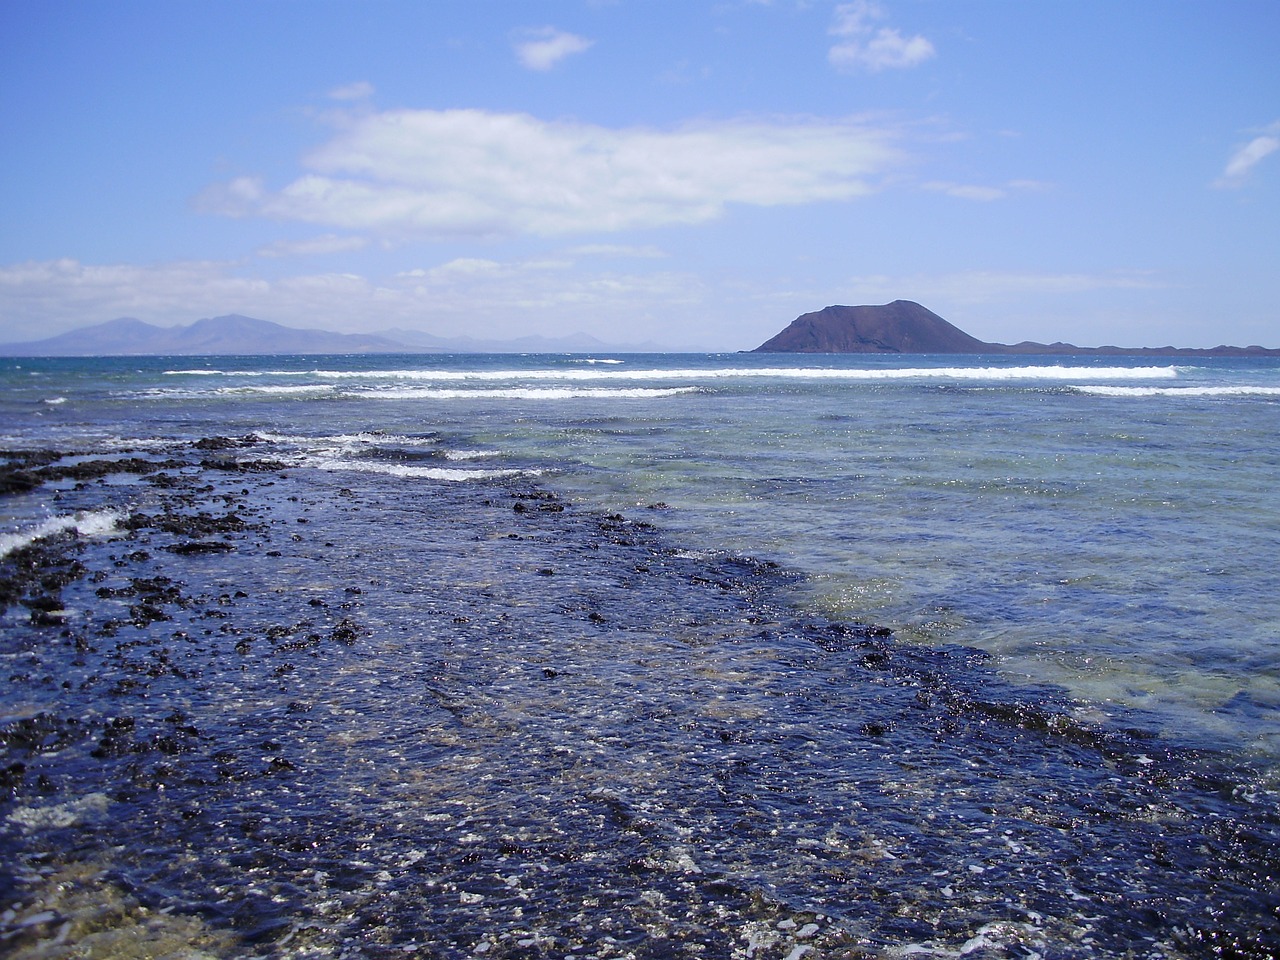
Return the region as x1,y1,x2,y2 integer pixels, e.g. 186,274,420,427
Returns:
3,351,1279,765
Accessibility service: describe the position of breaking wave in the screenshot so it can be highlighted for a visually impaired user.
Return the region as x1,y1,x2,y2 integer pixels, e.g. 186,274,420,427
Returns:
165,365,1184,383
309,458,535,482
0,509,124,559
1072,385,1280,398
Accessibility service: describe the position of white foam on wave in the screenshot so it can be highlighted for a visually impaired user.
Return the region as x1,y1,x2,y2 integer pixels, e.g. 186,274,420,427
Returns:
254,431,439,449
310,458,535,482
129,385,336,402
43,397,68,406
101,437,179,451
307,364,1180,383
159,364,1183,385
0,509,124,559
357,386,702,400
1073,385,1280,398
138,382,697,401
443,449,502,461
729,364,1180,382
253,431,509,471
215,384,337,396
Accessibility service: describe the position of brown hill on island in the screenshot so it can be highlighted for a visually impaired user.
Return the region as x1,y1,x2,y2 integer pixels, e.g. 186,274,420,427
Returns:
752,301,1280,356
755,301,986,353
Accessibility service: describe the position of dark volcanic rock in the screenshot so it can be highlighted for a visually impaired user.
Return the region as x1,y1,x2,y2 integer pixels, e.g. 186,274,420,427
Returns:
754,300,987,354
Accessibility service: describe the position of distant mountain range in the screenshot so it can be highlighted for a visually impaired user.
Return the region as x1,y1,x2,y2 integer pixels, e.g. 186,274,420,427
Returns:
5,304,1276,358
754,300,1280,356
0,314,668,356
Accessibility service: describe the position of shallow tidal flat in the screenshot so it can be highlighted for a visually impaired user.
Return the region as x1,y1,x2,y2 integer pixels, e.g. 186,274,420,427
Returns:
1,440,1278,958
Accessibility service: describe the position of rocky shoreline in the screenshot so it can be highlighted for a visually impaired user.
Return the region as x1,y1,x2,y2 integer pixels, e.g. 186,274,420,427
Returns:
2,440,1279,958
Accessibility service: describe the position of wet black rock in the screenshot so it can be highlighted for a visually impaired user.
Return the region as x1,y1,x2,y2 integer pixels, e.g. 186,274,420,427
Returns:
0,468,41,496
1,713,83,757
803,621,895,654
1,449,62,473
44,458,185,482
0,761,26,796
329,619,361,645
1,542,87,616
166,541,234,555
155,512,248,537
193,435,262,451
199,458,289,473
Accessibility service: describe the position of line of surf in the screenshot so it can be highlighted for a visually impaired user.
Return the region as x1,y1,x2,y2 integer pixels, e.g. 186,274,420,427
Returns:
1072,385,1280,398
351,386,703,400
308,458,535,482
132,385,701,401
163,365,1182,383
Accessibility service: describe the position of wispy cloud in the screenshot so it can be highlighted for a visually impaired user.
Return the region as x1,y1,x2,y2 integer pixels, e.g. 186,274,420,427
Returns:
1213,122,1280,188
922,179,1050,202
385,255,702,328
0,259,274,337
0,256,708,345
198,109,904,238
257,234,369,259
569,244,669,259
514,27,594,71
328,81,375,102
922,181,1006,202
398,257,504,281
846,269,1162,306
829,1,935,73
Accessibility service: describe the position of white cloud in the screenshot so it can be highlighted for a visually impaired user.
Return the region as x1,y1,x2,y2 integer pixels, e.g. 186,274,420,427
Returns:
922,181,1006,202
200,109,903,238
845,269,1162,307
1214,124,1280,188
922,179,1050,202
256,234,369,259
0,259,271,339
0,256,711,346
514,27,594,71
412,257,503,280
829,1,935,73
195,175,265,216
329,81,375,102
569,244,668,259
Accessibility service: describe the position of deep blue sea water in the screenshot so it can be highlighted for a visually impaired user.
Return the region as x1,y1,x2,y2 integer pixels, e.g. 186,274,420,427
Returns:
3,352,1280,957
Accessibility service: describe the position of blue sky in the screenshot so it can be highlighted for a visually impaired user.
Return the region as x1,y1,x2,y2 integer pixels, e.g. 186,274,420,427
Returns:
1,0,1277,350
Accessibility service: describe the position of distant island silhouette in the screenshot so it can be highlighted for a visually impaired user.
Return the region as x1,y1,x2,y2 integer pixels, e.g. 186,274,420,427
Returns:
753,300,1280,356
0,314,664,356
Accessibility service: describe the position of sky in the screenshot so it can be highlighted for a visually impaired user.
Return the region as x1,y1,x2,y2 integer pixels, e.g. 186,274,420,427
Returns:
1,0,1277,351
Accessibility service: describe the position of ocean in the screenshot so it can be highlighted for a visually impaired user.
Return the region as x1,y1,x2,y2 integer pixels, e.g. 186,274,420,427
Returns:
2,352,1279,957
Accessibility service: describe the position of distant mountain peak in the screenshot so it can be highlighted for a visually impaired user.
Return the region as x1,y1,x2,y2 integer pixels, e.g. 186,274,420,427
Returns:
755,301,986,354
